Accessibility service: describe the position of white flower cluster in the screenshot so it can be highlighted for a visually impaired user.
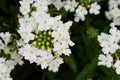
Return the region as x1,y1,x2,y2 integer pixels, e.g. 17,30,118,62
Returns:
0,58,13,80
45,0,101,22
48,0,78,11
105,0,120,26
98,0,120,75
97,26,120,74
74,2,101,22
0,32,24,80
18,0,75,72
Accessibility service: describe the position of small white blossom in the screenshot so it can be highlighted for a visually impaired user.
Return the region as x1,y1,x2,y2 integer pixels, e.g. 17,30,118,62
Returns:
18,44,38,63
11,51,24,66
74,5,88,22
0,32,11,45
18,26,34,43
33,0,48,12
98,54,113,68
64,0,78,12
48,58,63,72
51,0,63,10
36,50,54,69
20,2,30,15
89,2,101,15
109,26,120,43
53,42,71,56
114,60,120,74
109,0,118,10
97,33,109,44
17,39,25,46
101,38,119,54
105,11,113,20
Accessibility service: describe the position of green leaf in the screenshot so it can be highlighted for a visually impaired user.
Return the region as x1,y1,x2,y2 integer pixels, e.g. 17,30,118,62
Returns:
59,7,67,18
86,27,99,39
101,67,120,80
79,0,91,7
64,55,77,73
45,71,55,80
75,55,98,80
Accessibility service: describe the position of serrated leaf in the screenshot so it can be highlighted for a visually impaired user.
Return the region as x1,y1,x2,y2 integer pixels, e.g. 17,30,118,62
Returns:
86,27,99,39
75,55,98,80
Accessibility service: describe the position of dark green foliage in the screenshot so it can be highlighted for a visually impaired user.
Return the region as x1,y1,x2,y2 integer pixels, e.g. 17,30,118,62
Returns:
75,55,98,80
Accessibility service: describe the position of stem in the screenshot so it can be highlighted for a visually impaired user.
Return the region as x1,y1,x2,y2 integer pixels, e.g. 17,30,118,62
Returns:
42,73,45,80
115,53,119,60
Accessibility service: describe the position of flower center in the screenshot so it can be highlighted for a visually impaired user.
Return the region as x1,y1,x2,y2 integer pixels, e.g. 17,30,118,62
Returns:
32,30,53,51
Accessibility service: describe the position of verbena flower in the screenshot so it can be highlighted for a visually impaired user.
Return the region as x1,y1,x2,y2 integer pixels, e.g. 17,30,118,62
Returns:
63,0,78,12
89,2,101,15
98,54,113,68
0,32,24,80
74,5,88,22
105,0,120,27
18,0,75,72
98,0,120,74
114,60,120,74
98,26,120,74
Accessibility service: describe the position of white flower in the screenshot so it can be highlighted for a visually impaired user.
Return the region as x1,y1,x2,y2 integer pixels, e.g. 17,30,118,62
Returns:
109,0,118,10
20,2,30,15
0,57,16,80
110,8,120,19
18,44,38,63
62,37,75,47
63,21,73,30
18,26,34,43
98,31,119,54
19,15,31,27
17,39,25,46
98,54,113,68
51,16,62,30
33,0,48,12
36,50,53,69
74,5,88,22
101,38,119,54
112,18,120,26
11,51,24,66
109,26,120,43
114,60,120,74
105,11,113,20
53,42,71,56
5,60,16,70
64,0,78,12
38,14,53,31
97,33,109,43
0,73,12,80
0,39,4,49
0,32,11,45
51,0,63,10
89,2,101,15
48,58,63,72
